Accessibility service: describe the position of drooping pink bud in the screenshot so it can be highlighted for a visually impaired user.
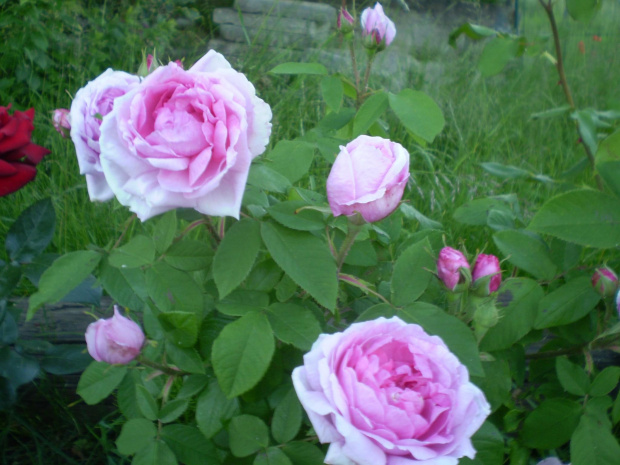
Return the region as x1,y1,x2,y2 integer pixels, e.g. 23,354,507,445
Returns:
337,7,354,34
472,254,502,295
437,247,470,291
360,2,396,50
85,306,145,364
52,108,71,137
592,267,618,297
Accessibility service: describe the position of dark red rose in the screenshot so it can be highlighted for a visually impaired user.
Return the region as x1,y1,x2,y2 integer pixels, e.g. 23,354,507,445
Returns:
0,104,50,196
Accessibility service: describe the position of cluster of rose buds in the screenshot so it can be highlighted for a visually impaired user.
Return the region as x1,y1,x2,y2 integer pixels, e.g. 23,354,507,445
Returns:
437,247,502,295
337,2,396,51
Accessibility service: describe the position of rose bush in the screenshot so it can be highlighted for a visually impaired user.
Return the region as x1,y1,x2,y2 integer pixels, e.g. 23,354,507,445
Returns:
70,69,140,201
326,135,409,223
0,105,50,197
85,306,145,364
292,317,490,465
98,50,272,221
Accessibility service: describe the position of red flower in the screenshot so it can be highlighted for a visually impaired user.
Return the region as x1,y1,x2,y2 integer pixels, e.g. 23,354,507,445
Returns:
593,35,602,42
0,104,50,197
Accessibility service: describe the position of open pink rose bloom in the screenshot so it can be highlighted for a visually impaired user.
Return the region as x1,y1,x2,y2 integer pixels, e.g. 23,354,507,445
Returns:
98,50,272,221
293,317,490,465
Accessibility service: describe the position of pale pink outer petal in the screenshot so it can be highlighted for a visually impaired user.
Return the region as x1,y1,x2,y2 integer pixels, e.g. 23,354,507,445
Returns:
85,320,104,361
190,49,232,73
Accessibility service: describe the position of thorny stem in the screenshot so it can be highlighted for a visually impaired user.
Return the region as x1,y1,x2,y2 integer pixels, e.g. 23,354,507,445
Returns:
525,345,587,360
349,41,361,103
360,52,376,105
335,220,363,271
137,356,192,377
205,218,221,245
538,0,603,190
112,213,137,249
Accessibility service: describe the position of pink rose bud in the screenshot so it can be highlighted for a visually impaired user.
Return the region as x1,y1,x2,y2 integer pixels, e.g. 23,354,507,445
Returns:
337,7,354,34
147,54,154,71
292,317,490,465
360,2,396,50
173,59,184,69
52,108,71,137
616,289,620,318
326,135,410,223
592,267,618,297
472,253,502,294
85,306,145,364
437,247,470,291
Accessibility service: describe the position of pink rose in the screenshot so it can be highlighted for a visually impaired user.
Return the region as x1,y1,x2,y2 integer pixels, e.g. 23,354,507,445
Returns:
326,135,409,223
70,69,140,201
85,306,145,364
360,3,396,49
52,108,71,137
292,317,490,465
99,50,272,221
472,254,502,294
591,266,618,297
437,247,470,291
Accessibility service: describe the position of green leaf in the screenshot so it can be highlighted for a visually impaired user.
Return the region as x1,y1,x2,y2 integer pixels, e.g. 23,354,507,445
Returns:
566,0,601,22
255,448,293,465
597,161,620,198
281,442,325,465
321,75,343,111
0,347,40,391
116,418,157,455
118,370,144,419
196,380,240,438
478,37,520,77
261,222,337,311
40,344,91,375
493,230,557,280
268,201,325,231
161,424,219,465
212,311,275,398
388,89,445,143
271,387,302,444
589,367,620,397
132,440,178,465
6,198,55,264
165,342,205,374
391,238,434,306
77,361,127,405
269,62,327,75
152,210,177,254
480,162,530,179
99,260,147,311
136,384,159,421
109,235,156,268
480,278,543,352
158,311,199,348
0,312,17,345
177,374,209,399
521,398,581,449
247,164,292,193
266,303,321,351
471,359,511,412
571,411,620,465
460,421,504,465
344,239,378,266
213,218,262,299
0,263,21,300
28,250,101,320
216,289,269,316
528,189,620,248
613,390,620,425
266,140,315,184
454,197,514,226
353,91,388,137
229,414,270,457
246,259,283,291
163,239,213,271
448,22,497,47
158,398,189,423
573,109,600,155
535,277,600,329
556,356,590,396
400,303,483,377
145,262,204,314
530,105,572,120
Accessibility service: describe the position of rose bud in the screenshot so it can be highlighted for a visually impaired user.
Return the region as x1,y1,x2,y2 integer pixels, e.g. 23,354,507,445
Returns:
52,108,71,137
337,7,354,34
360,2,396,51
326,135,409,223
437,246,470,291
293,317,490,465
616,289,620,318
85,306,145,364
592,267,618,297
472,253,502,295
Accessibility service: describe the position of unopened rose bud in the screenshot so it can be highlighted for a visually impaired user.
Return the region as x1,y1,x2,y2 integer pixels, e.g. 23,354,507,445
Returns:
85,306,145,364
437,247,470,291
337,7,355,34
360,2,396,51
592,267,618,297
472,254,502,295
616,290,620,318
52,108,71,137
